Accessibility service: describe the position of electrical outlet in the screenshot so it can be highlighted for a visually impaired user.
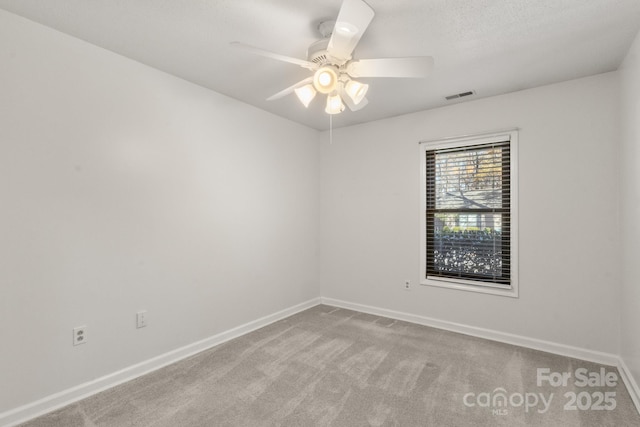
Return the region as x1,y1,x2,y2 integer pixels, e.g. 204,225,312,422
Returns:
404,280,411,291
136,311,147,329
73,326,87,346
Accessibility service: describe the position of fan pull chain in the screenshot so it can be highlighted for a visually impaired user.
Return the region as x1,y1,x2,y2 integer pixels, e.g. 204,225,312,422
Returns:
329,114,333,145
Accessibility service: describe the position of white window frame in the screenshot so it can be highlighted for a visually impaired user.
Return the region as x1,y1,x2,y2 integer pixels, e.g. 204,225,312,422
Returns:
419,129,519,298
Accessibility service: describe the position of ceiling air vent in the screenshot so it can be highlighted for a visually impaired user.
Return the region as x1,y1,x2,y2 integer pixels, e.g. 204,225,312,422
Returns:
445,91,475,101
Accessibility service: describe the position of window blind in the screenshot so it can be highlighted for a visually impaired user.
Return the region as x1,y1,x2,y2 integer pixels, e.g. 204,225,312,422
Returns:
425,141,511,285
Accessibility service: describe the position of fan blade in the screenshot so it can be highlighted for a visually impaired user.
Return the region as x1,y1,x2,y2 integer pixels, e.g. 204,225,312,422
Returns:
230,42,317,70
347,57,434,78
327,0,375,61
266,77,313,101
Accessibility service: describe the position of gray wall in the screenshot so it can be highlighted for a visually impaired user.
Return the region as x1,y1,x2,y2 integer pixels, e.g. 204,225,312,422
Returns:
0,9,320,412
620,28,640,399
320,72,620,354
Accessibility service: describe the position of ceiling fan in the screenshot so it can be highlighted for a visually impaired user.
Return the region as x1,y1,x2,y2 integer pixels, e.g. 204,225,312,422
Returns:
231,0,434,115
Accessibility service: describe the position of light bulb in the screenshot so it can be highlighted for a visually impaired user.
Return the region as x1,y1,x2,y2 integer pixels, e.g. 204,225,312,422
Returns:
294,84,316,108
313,66,338,94
318,72,332,86
325,93,345,115
345,79,369,105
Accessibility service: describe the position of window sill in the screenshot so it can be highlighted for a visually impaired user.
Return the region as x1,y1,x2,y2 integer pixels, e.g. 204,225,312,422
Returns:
421,277,519,298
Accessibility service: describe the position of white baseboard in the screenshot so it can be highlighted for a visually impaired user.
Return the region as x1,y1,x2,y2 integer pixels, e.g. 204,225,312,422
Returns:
0,297,322,427
618,357,640,415
320,297,620,366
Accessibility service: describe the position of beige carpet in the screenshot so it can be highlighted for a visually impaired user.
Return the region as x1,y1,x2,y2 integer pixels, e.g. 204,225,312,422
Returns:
18,305,640,426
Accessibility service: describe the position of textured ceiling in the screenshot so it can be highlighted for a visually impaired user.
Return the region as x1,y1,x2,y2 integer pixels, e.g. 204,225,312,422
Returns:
1,0,639,130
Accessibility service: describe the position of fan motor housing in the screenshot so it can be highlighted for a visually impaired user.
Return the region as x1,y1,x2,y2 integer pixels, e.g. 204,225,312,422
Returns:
307,38,351,67
307,20,350,66
307,38,330,65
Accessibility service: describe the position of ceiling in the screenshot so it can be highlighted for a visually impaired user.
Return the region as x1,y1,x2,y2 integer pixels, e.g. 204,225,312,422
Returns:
1,0,639,131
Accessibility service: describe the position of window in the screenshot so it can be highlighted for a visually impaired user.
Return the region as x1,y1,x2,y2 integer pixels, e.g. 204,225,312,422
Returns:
420,130,518,297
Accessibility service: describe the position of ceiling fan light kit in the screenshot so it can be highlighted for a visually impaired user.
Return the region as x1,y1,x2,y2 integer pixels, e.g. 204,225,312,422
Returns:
325,92,346,115
344,79,368,105
294,84,317,108
313,66,339,94
231,0,434,116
